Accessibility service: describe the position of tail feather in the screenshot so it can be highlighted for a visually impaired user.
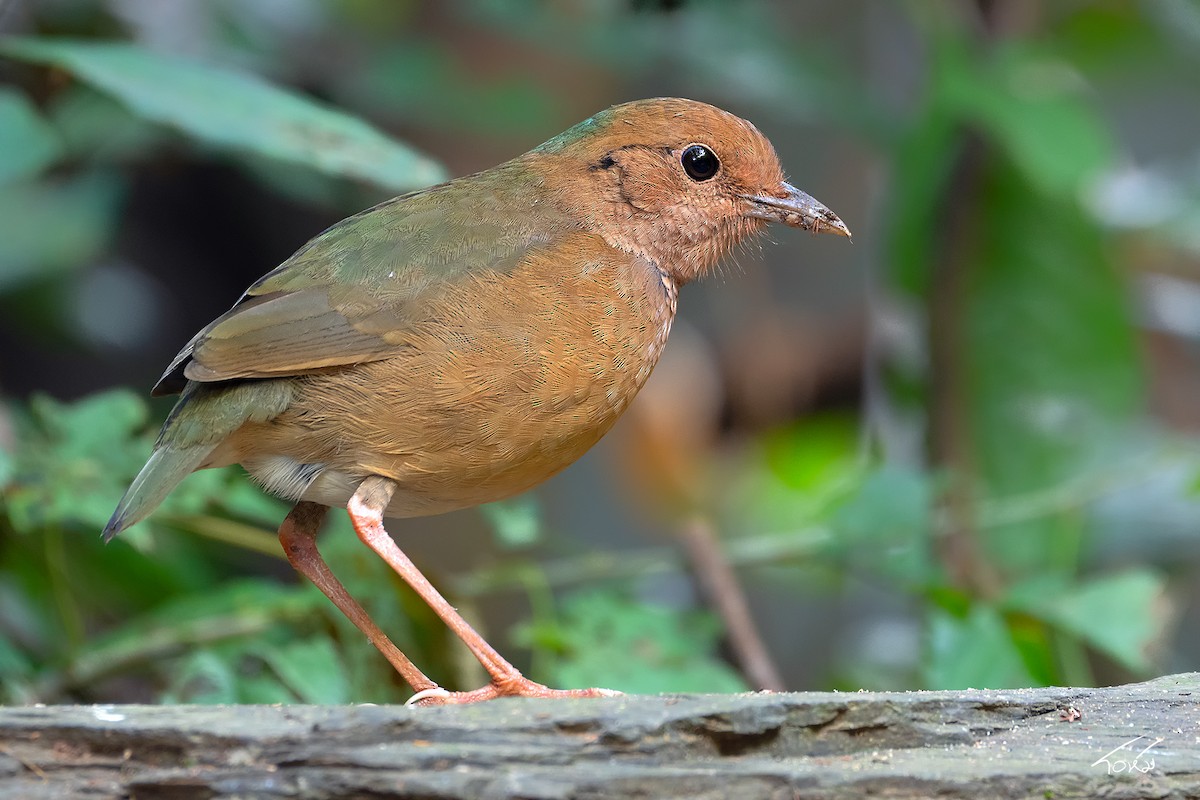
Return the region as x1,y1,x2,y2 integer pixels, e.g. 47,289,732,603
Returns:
104,380,296,541
103,444,216,541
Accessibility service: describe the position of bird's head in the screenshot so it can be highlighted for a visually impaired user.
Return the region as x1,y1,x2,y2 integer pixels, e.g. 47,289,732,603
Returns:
534,97,850,285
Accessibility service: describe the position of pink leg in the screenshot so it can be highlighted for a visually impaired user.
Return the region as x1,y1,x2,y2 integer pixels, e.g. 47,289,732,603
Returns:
348,476,618,705
279,501,440,696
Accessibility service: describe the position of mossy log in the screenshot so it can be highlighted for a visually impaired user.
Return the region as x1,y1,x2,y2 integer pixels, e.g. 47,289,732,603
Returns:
2,674,1198,799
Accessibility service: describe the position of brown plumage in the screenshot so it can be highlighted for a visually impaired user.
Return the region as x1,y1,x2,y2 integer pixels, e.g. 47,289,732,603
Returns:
105,97,849,704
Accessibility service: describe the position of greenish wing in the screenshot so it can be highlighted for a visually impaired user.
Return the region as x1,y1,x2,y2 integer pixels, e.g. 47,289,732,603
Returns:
152,177,551,396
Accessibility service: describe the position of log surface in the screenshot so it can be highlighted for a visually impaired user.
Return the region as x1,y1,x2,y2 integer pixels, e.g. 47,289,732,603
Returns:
1,674,1198,799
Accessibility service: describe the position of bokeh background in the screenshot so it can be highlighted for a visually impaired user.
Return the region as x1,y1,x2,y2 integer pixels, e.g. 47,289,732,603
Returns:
2,0,1200,704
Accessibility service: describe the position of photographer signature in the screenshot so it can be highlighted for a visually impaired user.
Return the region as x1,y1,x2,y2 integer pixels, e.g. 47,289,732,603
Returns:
1092,735,1164,774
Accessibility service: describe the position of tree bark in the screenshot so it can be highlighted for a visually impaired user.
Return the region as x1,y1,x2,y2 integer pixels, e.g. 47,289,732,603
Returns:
2,673,1197,799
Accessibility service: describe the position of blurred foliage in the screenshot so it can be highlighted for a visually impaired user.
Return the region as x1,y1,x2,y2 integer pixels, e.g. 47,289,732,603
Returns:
2,0,1200,705
517,590,746,694
0,37,445,191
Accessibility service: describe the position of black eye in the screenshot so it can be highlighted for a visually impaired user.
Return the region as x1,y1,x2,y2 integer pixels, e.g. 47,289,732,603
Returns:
681,144,719,181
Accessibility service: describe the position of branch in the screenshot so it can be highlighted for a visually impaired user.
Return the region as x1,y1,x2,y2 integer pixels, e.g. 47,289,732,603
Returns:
2,674,1197,798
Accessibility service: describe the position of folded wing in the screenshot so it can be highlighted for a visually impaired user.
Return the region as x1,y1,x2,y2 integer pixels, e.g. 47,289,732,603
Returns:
153,174,557,396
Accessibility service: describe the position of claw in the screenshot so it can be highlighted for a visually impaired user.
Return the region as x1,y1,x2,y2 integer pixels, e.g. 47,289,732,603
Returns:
406,687,453,706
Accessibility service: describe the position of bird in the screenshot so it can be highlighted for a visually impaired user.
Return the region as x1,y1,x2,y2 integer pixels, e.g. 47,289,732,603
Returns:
104,97,850,705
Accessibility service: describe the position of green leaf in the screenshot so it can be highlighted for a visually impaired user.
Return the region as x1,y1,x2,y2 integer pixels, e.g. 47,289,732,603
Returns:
0,88,62,185
938,42,1114,197
47,85,163,163
1009,570,1168,673
29,390,147,455
7,390,152,532
257,637,349,704
924,604,1034,689
520,590,746,694
0,38,446,192
480,496,542,549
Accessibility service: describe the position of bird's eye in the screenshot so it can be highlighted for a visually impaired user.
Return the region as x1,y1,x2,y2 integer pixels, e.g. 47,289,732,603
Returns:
681,144,719,181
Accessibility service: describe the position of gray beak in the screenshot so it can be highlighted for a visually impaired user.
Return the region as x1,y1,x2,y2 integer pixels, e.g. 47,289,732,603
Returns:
743,182,851,238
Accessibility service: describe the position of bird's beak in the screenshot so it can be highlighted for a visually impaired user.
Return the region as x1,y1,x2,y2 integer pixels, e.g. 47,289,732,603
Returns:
743,182,851,239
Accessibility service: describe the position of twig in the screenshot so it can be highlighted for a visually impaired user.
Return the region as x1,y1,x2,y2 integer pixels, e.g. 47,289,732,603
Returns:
0,743,47,781
678,516,786,691
165,513,287,559
452,527,832,598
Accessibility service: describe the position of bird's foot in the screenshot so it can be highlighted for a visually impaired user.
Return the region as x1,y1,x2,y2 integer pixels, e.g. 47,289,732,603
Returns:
406,675,620,706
